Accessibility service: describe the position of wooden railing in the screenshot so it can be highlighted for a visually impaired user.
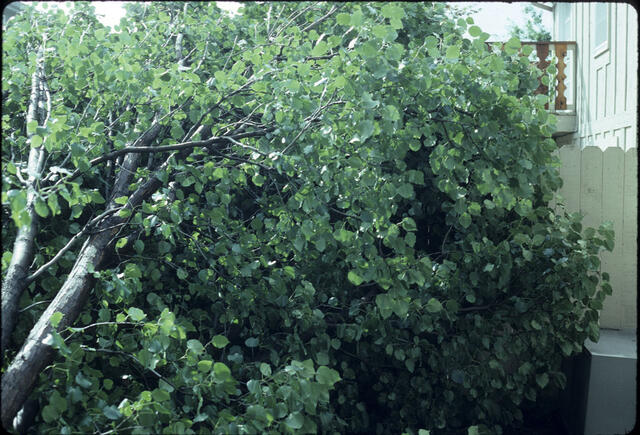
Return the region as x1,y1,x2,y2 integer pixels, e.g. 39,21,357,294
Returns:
488,41,577,112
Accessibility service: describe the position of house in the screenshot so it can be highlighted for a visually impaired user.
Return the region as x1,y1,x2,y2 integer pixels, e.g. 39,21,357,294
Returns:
534,2,637,434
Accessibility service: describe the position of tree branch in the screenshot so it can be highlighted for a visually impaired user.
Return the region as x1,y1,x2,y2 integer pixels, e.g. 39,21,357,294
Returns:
301,4,340,33
89,128,275,168
24,207,124,285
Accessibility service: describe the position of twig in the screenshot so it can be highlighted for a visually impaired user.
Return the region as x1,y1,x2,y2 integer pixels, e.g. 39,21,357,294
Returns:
25,207,123,284
222,35,238,71
301,4,340,33
458,304,493,312
221,135,269,156
441,225,453,256
19,300,52,313
64,321,139,342
79,346,179,392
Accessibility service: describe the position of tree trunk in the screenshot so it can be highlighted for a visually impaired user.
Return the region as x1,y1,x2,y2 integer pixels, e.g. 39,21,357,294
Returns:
1,45,48,354
0,123,162,428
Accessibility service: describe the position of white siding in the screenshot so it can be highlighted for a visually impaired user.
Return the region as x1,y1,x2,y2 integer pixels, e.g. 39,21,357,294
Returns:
553,3,637,329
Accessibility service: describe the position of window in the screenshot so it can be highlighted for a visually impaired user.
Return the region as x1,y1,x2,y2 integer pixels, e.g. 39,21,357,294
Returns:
593,3,609,55
557,3,573,41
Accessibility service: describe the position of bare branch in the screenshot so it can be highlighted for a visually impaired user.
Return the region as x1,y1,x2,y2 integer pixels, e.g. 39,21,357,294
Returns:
25,207,124,285
88,128,275,168
301,4,340,33
18,300,52,313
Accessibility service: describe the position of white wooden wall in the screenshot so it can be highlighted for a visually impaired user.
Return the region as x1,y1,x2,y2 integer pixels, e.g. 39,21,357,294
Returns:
553,3,637,329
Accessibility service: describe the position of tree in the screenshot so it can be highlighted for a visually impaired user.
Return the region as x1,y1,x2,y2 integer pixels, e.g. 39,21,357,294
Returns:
2,2,612,434
508,4,552,42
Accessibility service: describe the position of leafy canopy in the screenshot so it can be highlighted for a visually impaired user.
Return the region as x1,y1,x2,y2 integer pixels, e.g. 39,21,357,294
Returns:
2,2,612,434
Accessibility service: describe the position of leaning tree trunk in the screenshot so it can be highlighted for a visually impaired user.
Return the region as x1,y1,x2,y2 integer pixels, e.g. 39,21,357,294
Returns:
0,123,162,428
1,43,49,354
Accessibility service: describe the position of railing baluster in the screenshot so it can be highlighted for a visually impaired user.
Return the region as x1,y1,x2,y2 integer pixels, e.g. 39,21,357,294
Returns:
484,41,576,112
555,43,568,110
535,43,550,109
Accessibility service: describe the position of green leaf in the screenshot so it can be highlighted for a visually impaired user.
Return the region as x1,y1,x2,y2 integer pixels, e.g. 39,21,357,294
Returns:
536,373,549,389
41,404,58,423
350,10,363,26
381,4,404,20
50,312,64,328
133,239,145,254
152,388,170,402
103,405,122,420
311,40,328,57
198,360,213,372
31,135,43,148
358,119,374,141
468,25,482,37
459,212,472,229
401,217,417,231
316,366,341,386
252,173,265,186
336,13,351,25
376,294,394,319
245,337,259,348
260,362,272,377
397,183,414,199
348,270,364,286
187,339,204,354
213,362,231,379
114,196,128,205
212,335,230,348
177,268,188,280
27,120,38,134
445,45,460,59
425,298,442,313
468,202,481,216
35,197,50,218
75,372,92,388
127,307,146,321
284,411,304,430
47,193,60,215
283,266,296,278
170,124,185,140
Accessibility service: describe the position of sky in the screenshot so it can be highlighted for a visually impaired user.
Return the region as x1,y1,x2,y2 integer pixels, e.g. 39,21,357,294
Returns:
36,2,553,41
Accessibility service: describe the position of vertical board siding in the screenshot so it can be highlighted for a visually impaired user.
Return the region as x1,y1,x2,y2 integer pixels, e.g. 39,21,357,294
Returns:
621,149,637,328
599,148,625,328
557,146,637,329
615,3,627,114
628,9,638,115
579,147,603,229
557,144,581,211
554,3,637,329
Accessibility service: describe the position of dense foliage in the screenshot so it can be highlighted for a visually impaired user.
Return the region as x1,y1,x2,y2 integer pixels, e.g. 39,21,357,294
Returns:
2,2,613,434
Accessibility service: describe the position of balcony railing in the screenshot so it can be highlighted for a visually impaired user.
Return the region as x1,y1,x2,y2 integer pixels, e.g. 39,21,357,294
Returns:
487,41,577,113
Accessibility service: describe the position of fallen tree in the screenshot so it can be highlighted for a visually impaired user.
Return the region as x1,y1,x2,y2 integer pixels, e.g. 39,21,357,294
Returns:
2,2,613,434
